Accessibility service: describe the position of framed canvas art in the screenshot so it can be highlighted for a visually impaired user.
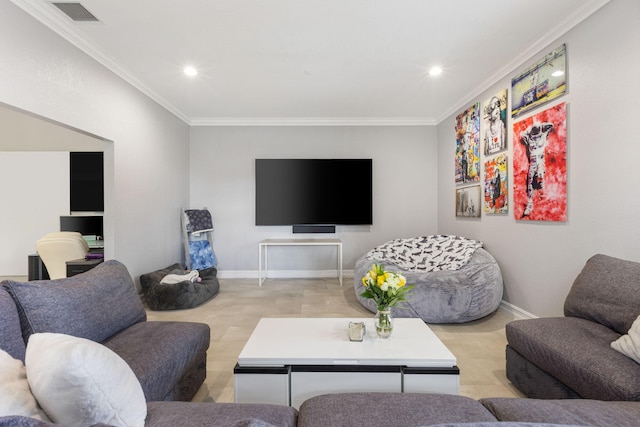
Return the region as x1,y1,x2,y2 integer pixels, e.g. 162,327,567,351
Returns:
455,103,480,185
513,102,567,221
456,185,481,218
511,44,566,118
484,154,508,215
483,89,508,156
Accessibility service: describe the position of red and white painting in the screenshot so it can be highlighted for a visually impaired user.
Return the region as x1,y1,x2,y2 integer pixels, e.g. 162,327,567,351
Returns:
513,102,567,221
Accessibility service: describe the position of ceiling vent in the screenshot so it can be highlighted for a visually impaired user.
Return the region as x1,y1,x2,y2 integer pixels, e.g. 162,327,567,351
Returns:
52,2,100,22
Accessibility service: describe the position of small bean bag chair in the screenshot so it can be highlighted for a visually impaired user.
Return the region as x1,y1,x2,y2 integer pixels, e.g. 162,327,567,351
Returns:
140,263,219,310
354,235,503,323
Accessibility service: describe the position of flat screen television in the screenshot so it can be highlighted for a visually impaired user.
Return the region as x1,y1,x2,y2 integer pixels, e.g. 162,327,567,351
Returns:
255,158,373,228
60,215,103,239
70,152,104,212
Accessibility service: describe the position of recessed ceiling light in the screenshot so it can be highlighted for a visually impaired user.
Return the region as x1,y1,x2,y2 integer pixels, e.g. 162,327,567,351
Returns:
552,70,565,77
428,66,443,77
183,66,198,77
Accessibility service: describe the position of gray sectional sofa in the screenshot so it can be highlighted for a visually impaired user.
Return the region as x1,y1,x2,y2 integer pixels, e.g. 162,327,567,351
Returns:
2,255,640,426
506,254,640,401
4,391,640,427
297,392,640,427
0,260,297,427
1,260,209,402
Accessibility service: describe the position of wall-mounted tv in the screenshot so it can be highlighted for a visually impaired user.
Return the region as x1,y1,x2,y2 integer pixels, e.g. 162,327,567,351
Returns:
255,159,373,229
70,152,104,213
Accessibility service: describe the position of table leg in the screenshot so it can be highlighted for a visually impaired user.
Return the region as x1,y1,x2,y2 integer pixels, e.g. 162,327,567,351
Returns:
338,243,343,286
258,243,263,286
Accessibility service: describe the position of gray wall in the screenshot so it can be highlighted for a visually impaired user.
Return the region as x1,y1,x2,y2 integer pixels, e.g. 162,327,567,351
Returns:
0,2,190,279
437,0,640,317
189,125,438,276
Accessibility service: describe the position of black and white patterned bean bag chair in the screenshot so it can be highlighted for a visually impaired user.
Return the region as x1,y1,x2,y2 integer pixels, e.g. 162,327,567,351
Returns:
354,235,503,323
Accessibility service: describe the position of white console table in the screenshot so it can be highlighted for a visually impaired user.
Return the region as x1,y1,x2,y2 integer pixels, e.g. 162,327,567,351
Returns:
258,239,342,286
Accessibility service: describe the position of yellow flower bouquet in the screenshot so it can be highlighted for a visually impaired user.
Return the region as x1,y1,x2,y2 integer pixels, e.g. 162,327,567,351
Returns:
360,263,414,338
360,263,414,310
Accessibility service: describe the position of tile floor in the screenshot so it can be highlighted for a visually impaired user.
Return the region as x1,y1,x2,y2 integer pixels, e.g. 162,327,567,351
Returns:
145,277,525,403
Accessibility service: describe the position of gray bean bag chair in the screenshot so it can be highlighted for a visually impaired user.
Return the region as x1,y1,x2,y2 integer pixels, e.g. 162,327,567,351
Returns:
140,263,219,310
354,235,503,323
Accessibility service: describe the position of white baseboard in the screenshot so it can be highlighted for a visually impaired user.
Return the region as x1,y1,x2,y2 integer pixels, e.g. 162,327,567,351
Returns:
217,269,355,280
499,300,538,319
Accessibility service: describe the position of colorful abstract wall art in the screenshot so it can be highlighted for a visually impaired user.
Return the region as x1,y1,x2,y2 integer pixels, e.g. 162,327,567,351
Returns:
513,102,567,221
511,44,566,118
455,102,480,185
484,153,508,215
483,89,508,156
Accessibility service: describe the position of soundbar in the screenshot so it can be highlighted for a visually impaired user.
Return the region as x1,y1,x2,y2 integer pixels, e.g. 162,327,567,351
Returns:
292,225,336,234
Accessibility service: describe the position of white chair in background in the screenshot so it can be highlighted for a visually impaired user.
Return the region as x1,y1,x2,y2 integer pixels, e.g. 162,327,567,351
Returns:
35,232,89,279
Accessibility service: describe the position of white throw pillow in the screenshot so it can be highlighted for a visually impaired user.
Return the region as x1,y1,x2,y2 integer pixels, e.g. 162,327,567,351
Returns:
26,333,146,427
0,349,50,421
612,315,640,364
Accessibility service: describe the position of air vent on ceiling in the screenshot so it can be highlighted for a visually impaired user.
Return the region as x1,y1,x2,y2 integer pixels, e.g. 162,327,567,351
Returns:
52,2,100,22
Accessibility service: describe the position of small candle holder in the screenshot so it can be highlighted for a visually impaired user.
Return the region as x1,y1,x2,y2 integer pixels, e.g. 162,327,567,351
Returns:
348,321,366,342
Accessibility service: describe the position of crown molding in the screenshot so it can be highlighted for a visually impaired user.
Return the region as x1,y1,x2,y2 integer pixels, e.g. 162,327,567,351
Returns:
189,116,436,127
12,0,432,128
10,0,191,124
435,0,610,124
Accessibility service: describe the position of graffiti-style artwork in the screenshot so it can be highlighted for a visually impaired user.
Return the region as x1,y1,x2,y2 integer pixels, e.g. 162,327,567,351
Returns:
456,185,481,218
484,154,508,215
455,103,480,184
512,44,567,118
513,102,567,221
483,89,508,156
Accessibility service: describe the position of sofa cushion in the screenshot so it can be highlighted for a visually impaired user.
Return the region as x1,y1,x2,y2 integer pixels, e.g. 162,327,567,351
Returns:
103,321,210,401
0,416,67,427
481,397,640,427
0,287,27,362
564,254,640,334
506,345,581,399
26,333,146,427
297,393,497,427
144,401,297,427
4,260,146,344
427,424,589,427
506,317,640,400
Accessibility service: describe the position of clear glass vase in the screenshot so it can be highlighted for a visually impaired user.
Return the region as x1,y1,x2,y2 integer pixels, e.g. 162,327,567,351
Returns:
374,308,394,338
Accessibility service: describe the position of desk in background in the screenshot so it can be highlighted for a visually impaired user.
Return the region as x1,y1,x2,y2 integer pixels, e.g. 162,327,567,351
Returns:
28,253,104,281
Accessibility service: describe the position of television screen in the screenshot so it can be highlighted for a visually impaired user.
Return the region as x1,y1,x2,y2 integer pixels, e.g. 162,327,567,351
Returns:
70,152,104,212
60,215,103,239
255,159,373,226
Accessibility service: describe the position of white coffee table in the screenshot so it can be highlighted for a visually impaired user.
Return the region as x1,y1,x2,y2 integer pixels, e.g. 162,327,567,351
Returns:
234,317,459,408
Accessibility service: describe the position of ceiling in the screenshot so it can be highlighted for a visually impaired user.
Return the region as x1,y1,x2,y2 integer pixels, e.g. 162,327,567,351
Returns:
13,0,609,126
